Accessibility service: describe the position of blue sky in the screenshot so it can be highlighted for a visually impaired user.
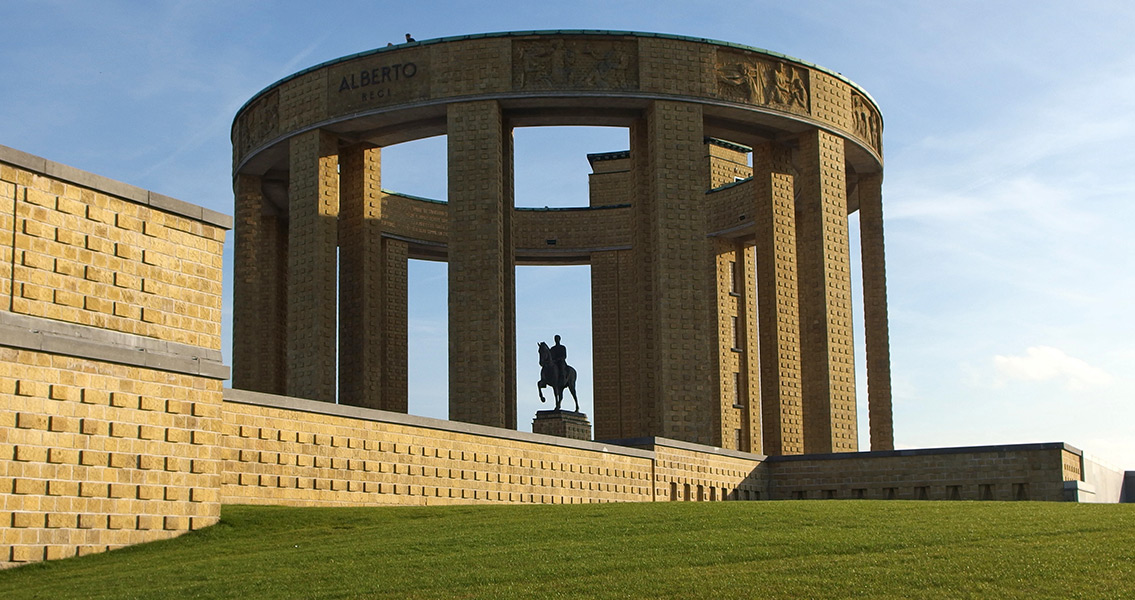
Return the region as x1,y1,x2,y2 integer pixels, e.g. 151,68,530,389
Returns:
2,1,1133,468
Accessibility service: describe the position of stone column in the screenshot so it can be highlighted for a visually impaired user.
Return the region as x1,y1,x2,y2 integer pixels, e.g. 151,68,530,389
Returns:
741,243,761,453
447,100,515,428
338,144,398,411
858,172,894,450
713,239,760,451
795,130,857,454
232,174,287,395
382,238,409,413
752,142,803,456
637,100,714,445
591,248,642,440
590,250,620,439
628,117,658,438
286,130,339,402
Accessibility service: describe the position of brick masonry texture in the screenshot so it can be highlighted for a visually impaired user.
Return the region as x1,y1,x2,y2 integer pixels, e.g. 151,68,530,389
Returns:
1,146,227,567
286,130,339,403
765,445,1075,501
1,155,226,351
446,100,515,429
232,174,287,395
795,130,858,453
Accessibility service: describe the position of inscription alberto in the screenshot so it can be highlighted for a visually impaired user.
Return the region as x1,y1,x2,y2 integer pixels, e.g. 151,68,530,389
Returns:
337,62,419,95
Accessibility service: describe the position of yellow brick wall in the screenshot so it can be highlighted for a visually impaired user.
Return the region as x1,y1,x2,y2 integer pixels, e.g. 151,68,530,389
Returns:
707,143,752,188
639,38,715,97
1,164,226,350
652,444,766,501
767,446,1070,501
1,146,229,567
513,207,631,256
278,71,327,139
435,38,510,96
1,171,13,305
222,393,655,506
0,348,223,566
378,193,448,246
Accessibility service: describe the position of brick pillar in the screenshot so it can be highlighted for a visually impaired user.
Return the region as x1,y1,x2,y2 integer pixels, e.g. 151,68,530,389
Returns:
503,122,517,431
447,100,515,428
713,239,756,451
795,130,857,453
639,100,714,445
287,130,339,402
858,172,894,450
590,249,620,439
382,238,409,413
752,142,803,455
741,243,761,453
591,249,640,440
338,144,399,411
233,174,286,394
629,117,658,438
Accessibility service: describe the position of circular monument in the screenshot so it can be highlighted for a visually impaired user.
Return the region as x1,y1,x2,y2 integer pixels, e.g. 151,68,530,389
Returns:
231,30,892,456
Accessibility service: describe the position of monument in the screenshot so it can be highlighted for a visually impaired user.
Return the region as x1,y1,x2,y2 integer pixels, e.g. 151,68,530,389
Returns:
4,29,1126,568
533,335,591,440
230,30,892,455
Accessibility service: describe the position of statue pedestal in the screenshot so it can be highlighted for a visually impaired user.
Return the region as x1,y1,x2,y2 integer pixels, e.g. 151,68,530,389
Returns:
532,410,592,441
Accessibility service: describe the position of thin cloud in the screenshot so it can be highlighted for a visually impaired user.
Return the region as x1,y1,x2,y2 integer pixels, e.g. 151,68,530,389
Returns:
993,346,1113,391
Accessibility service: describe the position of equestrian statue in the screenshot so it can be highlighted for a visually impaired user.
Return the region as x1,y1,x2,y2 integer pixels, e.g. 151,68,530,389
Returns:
537,334,578,412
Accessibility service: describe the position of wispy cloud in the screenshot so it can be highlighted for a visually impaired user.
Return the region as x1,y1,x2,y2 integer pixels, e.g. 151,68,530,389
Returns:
993,346,1113,391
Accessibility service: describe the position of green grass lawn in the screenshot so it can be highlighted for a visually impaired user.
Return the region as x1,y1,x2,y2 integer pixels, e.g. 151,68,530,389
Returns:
2,501,1133,599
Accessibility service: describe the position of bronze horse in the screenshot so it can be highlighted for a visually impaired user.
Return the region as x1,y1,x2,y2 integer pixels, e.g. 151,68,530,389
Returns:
537,341,578,412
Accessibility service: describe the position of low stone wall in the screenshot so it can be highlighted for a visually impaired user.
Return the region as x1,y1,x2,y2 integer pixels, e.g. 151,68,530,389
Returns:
1,145,230,567
222,390,655,506
765,443,1078,501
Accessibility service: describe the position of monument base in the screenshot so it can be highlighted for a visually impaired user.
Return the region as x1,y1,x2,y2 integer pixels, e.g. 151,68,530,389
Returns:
532,410,592,441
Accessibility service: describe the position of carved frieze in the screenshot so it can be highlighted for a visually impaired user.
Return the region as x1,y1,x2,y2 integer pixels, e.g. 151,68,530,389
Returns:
235,89,279,157
716,51,809,115
851,92,882,153
513,39,638,91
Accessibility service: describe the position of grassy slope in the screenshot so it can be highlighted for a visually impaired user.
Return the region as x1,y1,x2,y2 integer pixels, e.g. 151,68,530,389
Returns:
1,501,1133,599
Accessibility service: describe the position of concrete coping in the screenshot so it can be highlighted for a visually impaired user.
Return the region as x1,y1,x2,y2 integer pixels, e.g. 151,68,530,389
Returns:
0,144,232,230
601,436,768,462
765,441,1083,463
586,150,631,164
222,388,656,460
0,311,229,380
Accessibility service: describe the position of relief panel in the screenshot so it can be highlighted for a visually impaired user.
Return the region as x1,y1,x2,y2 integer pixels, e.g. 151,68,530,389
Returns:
513,38,639,91
852,91,882,154
716,50,810,115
